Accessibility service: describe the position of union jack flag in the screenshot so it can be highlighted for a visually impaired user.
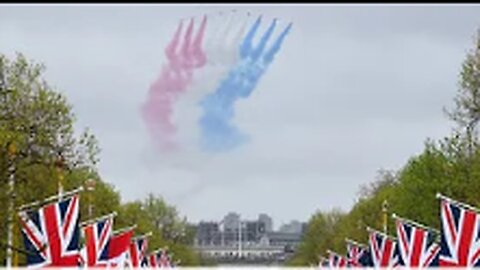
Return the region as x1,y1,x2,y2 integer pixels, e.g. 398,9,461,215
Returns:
158,249,172,268
327,250,348,268
82,215,114,267
149,251,159,268
346,238,372,267
106,227,134,267
439,195,480,266
318,256,329,268
18,195,81,268
129,236,149,267
368,228,399,267
395,216,440,267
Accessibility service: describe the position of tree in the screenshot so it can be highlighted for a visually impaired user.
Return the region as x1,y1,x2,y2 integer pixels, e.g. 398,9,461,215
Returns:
115,194,200,265
0,52,201,266
289,28,480,266
0,53,106,264
287,209,344,266
445,29,480,158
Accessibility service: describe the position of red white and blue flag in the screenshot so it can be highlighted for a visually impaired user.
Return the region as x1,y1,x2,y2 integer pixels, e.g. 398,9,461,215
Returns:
81,215,114,267
346,238,372,267
438,195,480,267
158,249,172,268
149,251,159,268
327,250,348,268
129,235,149,267
106,226,135,267
318,256,329,268
368,228,399,267
18,194,81,268
395,215,440,267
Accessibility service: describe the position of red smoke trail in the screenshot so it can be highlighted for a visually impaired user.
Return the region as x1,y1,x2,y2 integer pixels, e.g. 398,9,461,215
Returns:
142,16,207,152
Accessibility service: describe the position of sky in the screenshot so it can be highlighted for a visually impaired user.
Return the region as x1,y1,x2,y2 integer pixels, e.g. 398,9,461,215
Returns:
1,4,479,229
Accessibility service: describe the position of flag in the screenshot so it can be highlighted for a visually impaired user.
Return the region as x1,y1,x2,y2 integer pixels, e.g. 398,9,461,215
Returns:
368,228,399,267
18,195,81,268
318,256,329,268
438,195,480,266
158,249,172,268
82,215,114,267
149,252,158,268
107,227,134,267
346,238,372,267
129,236,149,267
327,250,348,268
395,216,440,267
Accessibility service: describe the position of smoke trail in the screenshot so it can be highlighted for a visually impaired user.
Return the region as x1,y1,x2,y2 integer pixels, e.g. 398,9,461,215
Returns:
165,20,183,67
141,16,208,152
173,11,250,152
199,18,293,152
225,13,250,67
209,11,236,66
192,15,207,68
239,16,262,60
249,19,277,62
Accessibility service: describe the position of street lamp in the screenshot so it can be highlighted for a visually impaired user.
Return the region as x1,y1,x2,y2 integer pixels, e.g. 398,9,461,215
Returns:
382,199,389,234
6,141,16,268
54,155,66,200
85,178,96,219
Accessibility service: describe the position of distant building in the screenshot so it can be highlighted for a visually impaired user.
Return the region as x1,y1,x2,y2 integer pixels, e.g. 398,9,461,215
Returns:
265,231,303,248
193,213,306,264
221,212,240,246
196,221,220,246
223,212,240,231
258,214,273,232
279,220,303,234
244,220,267,243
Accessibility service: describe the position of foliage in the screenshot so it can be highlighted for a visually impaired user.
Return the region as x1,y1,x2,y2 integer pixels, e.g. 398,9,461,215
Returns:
0,53,199,265
289,28,480,266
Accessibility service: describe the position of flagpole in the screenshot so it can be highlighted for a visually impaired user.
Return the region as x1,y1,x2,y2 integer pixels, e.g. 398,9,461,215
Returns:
327,249,343,257
112,225,137,236
80,211,117,227
436,193,480,214
345,238,368,249
391,213,440,234
17,186,84,212
150,247,165,254
131,231,153,241
366,226,397,240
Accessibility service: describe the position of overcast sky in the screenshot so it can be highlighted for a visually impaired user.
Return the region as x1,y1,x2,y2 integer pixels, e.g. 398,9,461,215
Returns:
1,4,479,229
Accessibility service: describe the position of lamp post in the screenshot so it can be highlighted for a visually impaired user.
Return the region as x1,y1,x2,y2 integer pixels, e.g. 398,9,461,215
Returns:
1,57,15,268
382,199,389,234
6,141,16,268
238,219,242,259
85,178,96,219
54,155,65,200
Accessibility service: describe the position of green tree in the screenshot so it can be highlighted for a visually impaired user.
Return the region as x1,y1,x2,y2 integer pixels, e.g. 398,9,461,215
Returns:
0,53,109,264
287,209,344,266
0,52,200,266
115,194,200,265
290,29,480,266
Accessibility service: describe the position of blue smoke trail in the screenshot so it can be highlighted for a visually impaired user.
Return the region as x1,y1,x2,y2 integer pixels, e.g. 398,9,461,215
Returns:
239,16,262,60
199,18,292,152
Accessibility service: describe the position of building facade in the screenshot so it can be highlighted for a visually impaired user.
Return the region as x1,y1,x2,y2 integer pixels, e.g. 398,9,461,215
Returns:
193,213,306,264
